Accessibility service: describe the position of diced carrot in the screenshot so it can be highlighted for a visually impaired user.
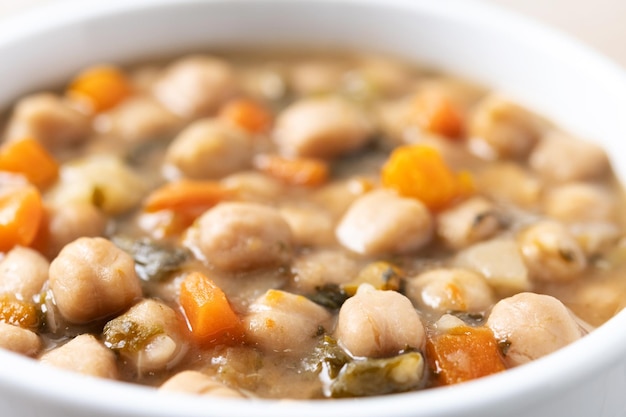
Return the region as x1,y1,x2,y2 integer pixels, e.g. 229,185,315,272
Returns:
381,144,473,211
0,294,39,330
0,181,43,253
254,154,329,187
426,325,506,386
0,138,59,189
409,89,465,139
179,271,244,346
219,98,273,134
144,180,232,217
67,65,133,113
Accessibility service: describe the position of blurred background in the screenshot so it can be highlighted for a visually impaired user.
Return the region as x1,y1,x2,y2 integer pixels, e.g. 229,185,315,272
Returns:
0,0,624,68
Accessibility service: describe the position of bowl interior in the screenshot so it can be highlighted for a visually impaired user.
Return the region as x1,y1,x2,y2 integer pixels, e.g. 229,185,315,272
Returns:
1,1,626,416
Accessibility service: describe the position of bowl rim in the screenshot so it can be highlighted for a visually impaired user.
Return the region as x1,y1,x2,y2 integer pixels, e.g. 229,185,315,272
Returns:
1,0,626,416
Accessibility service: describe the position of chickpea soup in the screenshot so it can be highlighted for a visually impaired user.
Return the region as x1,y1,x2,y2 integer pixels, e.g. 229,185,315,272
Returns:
0,50,625,399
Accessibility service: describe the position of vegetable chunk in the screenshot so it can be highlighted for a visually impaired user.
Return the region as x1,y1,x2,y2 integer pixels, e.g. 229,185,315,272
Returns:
0,181,43,253
179,271,243,346
0,138,59,189
426,324,506,385
381,145,473,211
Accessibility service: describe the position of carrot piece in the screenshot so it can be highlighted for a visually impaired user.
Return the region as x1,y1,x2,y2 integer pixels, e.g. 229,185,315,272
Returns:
0,182,43,253
67,65,133,113
426,325,506,386
0,294,39,330
219,98,273,134
254,154,329,187
0,138,59,189
409,90,465,139
381,144,473,211
179,271,244,346
143,179,231,217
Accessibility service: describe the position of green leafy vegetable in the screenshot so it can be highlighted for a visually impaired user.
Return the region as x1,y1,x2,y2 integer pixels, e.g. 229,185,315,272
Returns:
330,351,425,398
113,236,189,282
306,284,349,310
103,317,163,353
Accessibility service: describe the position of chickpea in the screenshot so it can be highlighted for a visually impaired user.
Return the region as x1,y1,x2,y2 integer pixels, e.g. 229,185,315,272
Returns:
185,202,293,271
37,202,108,259
100,96,182,143
0,322,41,356
486,292,584,367
164,119,253,179
279,204,335,247
48,237,142,324
476,162,542,208
529,131,609,184
405,268,494,314
289,59,345,96
468,95,545,160
543,182,617,224
153,55,237,119
273,96,372,159
290,249,360,292
437,196,504,249
39,334,118,379
335,284,425,358
518,221,586,283
160,371,244,398
0,246,49,300
103,299,186,374
222,171,285,204
5,93,90,148
336,189,433,256
244,289,332,355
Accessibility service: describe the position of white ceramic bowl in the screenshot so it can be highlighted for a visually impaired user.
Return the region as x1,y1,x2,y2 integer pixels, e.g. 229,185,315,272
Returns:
1,1,626,416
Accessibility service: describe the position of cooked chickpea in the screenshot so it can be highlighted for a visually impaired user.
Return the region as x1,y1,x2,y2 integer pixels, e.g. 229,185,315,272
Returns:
529,131,609,183
543,182,617,224
0,322,41,356
39,334,118,379
336,189,433,256
517,221,586,283
103,299,186,374
185,202,293,271
273,96,372,159
437,196,504,249
290,249,360,292
468,95,545,160
335,284,425,358
48,237,142,323
37,202,108,259
222,171,285,204
244,289,332,355
405,268,494,314
5,93,90,148
153,55,237,119
160,370,244,398
279,204,335,247
99,96,182,143
289,59,345,96
486,292,584,367
164,119,253,179
476,162,542,208
0,246,49,300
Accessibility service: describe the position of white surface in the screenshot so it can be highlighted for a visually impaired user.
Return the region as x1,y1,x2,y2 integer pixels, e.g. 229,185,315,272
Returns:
1,0,625,68
1,1,626,417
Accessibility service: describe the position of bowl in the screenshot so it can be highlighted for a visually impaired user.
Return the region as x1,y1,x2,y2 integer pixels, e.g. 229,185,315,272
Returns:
1,1,626,416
